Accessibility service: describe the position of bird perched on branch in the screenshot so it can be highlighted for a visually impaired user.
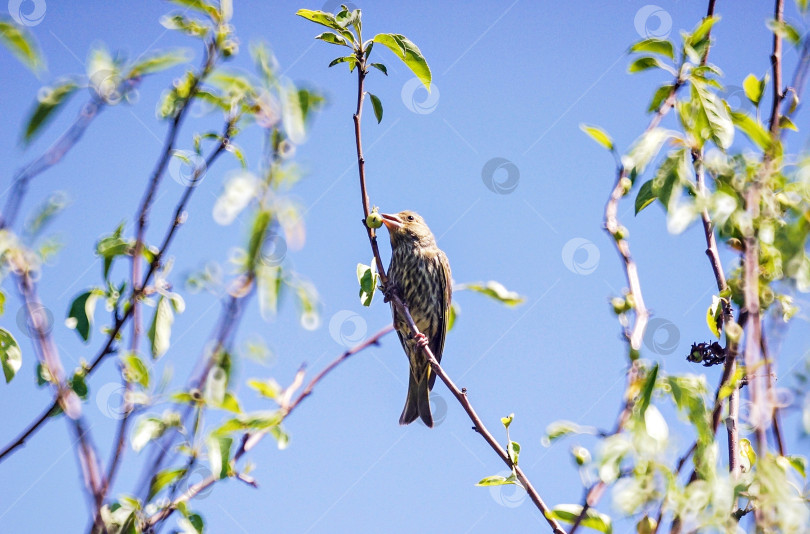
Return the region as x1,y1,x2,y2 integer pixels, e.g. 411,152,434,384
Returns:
381,210,451,428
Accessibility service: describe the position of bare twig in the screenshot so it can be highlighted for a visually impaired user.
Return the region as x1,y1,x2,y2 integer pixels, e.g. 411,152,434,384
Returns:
348,46,564,534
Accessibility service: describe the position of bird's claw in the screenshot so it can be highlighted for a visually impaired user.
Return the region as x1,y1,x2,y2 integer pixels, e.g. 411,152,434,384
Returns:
412,332,429,349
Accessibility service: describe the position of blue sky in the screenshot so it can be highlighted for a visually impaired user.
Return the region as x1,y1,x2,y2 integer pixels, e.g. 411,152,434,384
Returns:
1,1,809,532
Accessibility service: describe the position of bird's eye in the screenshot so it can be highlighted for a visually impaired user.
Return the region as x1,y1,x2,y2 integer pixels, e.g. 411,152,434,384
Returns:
407,215,415,221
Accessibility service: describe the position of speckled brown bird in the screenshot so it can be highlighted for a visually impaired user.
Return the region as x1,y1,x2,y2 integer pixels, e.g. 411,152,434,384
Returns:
381,210,451,428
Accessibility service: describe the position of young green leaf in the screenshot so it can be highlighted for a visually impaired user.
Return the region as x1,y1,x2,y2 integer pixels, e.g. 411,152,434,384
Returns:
547,504,613,533
630,38,675,60
475,474,518,487
22,79,79,144
169,0,220,21
66,289,102,342
622,127,675,176
742,73,765,107
628,56,667,74
454,281,525,306
122,352,150,388
368,92,383,123
687,15,720,46
635,180,657,214
372,33,431,90
0,19,45,72
369,62,387,75
328,55,357,69
295,9,343,31
126,48,191,79
207,435,233,479
148,467,187,500
647,84,674,113
637,363,658,415
501,413,514,428
315,31,350,47
730,110,772,151
767,19,802,46
0,328,22,383
508,440,521,466
148,295,174,359
691,81,734,149
779,116,798,132
356,262,378,306
579,124,614,151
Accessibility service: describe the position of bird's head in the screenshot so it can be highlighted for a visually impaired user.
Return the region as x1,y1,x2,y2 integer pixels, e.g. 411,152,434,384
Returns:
381,210,436,248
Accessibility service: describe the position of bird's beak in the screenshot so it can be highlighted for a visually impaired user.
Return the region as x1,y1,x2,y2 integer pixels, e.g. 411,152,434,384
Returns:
381,213,402,231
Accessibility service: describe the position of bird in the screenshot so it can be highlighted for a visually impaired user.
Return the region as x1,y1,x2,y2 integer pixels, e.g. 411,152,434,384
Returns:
380,210,451,428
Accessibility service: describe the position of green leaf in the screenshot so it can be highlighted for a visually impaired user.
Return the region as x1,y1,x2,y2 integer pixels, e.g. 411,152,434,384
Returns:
295,9,343,31
718,366,744,401
475,474,518,487
207,435,233,479
630,38,674,60
730,110,772,151
579,124,614,151
798,0,809,13
543,420,593,444
69,373,88,399
159,14,211,38
368,92,383,123
0,290,5,316
328,55,357,69
455,281,525,306
779,116,798,132
501,413,514,428
0,19,45,72
622,128,675,177
257,264,283,320
122,352,149,388
637,363,658,415
369,62,387,75
447,301,458,332
126,48,191,79
742,73,765,106
740,438,757,472
372,33,431,90
168,0,220,21
547,504,613,533
220,392,242,413
767,19,802,46
691,81,734,149
315,31,350,47
508,440,521,466
688,15,720,46
356,262,378,307
786,455,807,477
247,378,282,400
204,365,228,406
148,467,186,500
706,295,723,338
0,328,22,383
66,289,102,342
131,414,181,453
148,296,174,359
213,410,283,435
628,56,666,74
648,84,674,113
635,180,656,214
22,79,79,144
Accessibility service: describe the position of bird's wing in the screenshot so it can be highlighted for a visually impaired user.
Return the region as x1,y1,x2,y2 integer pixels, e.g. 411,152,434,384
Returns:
432,249,452,364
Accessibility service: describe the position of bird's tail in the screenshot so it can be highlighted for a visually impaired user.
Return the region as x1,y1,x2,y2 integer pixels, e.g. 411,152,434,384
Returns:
399,371,433,428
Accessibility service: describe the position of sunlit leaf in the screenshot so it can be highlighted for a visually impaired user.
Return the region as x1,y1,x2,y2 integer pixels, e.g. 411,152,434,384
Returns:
368,92,383,123
148,296,174,359
127,48,191,78
742,73,765,107
207,435,232,479
547,504,613,533
148,467,186,500
0,19,45,72
730,110,772,151
580,124,614,151
0,328,22,383
22,79,79,144
372,33,431,90
455,281,525,306
66,289,103,342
